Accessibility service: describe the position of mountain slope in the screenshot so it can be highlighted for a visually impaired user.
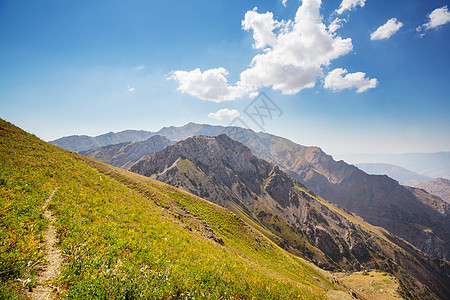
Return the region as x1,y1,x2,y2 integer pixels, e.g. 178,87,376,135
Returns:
416,178,450,203
130,134,450,300
49,122,226,152
337,152,450,179
0,118,351,299
79,135,172,169
50,130,155,152
355,163,432,186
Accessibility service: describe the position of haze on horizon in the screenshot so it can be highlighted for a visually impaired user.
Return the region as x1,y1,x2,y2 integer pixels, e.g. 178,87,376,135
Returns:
0,0,449,156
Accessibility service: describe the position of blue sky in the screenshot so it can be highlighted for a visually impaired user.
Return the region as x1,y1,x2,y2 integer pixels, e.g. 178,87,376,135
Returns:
0,0,449,155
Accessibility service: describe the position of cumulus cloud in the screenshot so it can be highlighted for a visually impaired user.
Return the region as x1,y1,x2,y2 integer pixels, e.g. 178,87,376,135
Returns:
208,108,240,120
168,68,246,103
324,68,377,93
242,8,279,49
240,1,354,95
417,6,450,34
170,0,375,101
281,0,288,8
370,18,403,40
335,0,365,15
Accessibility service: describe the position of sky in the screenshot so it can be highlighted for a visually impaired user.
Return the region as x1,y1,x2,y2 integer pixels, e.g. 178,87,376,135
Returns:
0,0,449,156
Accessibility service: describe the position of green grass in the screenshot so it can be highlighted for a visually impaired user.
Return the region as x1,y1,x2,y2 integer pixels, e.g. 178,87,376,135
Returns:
0,118,338,299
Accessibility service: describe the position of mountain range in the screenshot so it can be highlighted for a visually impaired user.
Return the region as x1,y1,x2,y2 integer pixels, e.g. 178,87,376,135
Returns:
355,163,432,186
336,152,450,179
416,178,450,204
50,130,155,152
1,118,447,298
79,135,173,170
3,118,363,299
55,123,450,261
6,119,450,298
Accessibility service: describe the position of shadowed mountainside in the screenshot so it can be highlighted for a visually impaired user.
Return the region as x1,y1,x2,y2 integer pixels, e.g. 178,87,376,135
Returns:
79,135,172,169
50,130,154,152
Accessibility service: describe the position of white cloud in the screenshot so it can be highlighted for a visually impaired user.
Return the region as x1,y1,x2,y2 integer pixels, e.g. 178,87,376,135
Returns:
239,1,354,95
328,17,346,33
170,0,375,101
370,18,403,40
417,6,450,34
242,8,279,49
324,68,377,93
127,85,135,92
168,67,247,103
335,0,365,15
208,108,240,120
281,0,288,8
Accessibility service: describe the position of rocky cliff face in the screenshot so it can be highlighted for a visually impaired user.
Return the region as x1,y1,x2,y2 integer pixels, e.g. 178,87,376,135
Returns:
80,135,172,169
130,134,450,299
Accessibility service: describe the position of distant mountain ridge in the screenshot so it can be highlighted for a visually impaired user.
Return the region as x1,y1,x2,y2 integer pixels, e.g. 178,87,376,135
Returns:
64,123,450,260
355,163,432,186
50,130,155,152
337,152,450,179
416,178,450,203
79,135,172,169
50,123,225,152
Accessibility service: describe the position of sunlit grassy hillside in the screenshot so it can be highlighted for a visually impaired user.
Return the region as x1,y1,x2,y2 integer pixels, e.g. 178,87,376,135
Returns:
0,118,340,299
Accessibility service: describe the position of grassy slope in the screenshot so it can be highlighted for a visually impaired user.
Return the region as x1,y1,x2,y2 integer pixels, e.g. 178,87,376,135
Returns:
0,118,339,299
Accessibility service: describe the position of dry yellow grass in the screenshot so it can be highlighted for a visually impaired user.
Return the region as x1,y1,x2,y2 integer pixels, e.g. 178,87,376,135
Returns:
333,271,402,300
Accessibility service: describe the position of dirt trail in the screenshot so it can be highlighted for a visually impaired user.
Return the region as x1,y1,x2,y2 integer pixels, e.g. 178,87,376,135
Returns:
29,188,63,300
